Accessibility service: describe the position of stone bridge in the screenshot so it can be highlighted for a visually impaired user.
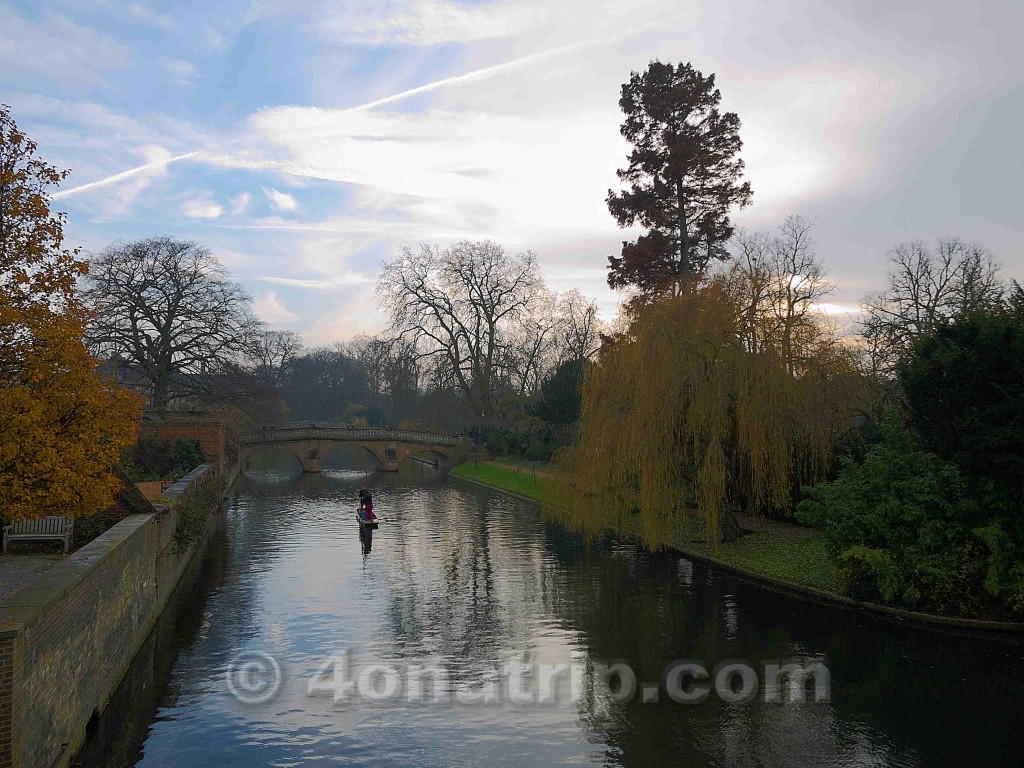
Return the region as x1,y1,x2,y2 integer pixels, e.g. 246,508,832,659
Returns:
239,427,468,472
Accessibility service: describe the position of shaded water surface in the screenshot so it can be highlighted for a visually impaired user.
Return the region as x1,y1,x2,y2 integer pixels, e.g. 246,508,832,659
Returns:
75,458,1024,767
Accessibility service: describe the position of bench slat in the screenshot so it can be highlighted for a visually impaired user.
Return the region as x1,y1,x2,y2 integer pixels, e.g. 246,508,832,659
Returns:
3,516,74,554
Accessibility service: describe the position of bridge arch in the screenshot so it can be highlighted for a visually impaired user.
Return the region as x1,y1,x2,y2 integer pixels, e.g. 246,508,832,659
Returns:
239,444,306,474
403,447,454,470
317,442,383,472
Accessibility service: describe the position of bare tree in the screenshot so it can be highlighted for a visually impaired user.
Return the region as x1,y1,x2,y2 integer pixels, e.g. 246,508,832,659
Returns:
83,237,263,409
862,238,1003,376
727,216,835,373
501,288,606,397
766,216,835,375
377,240,542,426
349,335,421,425
727,228,773,355
557,289,605,362
278,344,369,423
347,335,388,403
250,329,303,387
501,287,562,397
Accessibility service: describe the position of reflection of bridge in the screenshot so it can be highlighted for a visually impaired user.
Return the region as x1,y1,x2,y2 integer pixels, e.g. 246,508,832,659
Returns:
239,427,467,473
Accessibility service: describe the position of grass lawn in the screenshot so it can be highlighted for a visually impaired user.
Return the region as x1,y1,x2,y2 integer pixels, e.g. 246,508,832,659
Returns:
679,533,836,592
449,460,837,593
450,461,548,502
490,456,548,471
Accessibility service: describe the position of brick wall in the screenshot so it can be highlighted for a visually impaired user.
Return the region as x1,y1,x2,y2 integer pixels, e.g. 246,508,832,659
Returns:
0,466,219,768
0,634,22,768
138,417,227,473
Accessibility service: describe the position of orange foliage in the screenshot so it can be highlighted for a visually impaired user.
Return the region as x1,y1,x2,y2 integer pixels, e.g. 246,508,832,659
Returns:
0,105,141,522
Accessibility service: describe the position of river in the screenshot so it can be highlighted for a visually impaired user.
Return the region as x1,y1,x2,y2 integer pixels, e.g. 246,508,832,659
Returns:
73,455,1024,767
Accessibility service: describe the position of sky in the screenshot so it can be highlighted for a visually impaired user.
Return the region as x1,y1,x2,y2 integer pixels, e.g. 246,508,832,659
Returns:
2,0,1021,344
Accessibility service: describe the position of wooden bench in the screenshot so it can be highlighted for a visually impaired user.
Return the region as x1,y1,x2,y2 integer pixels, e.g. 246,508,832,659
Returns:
2,516,74,554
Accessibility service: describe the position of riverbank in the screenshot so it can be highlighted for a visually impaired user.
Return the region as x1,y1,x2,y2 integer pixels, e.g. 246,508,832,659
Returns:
450,461,834,590
449,461,1024,634
75,460,1024,767
450,460,547,502
0,464,225,768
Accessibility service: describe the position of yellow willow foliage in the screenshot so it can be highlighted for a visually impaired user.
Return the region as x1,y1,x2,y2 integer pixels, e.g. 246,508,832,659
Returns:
548,278,868,550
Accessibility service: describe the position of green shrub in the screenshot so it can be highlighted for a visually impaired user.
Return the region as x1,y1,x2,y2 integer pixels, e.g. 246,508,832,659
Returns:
130,436,174,479
834,546,898,602
486,427,528,458
797,425,1006,617
974,523,1024,615
124,436,207,481
172,438,206,474
523,442,553,463
797,307,1024,619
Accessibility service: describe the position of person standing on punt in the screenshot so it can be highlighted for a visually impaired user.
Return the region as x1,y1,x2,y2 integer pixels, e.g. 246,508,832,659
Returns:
360,487,375,521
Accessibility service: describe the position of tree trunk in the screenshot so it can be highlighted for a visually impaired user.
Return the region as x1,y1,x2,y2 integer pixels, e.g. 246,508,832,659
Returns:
676,178,691,283
719,507,744,543
152,370,169,411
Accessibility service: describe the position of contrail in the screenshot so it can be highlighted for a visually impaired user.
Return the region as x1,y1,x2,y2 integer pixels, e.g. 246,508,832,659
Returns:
51,15,690,200
339,15,692,114
51,150,203,199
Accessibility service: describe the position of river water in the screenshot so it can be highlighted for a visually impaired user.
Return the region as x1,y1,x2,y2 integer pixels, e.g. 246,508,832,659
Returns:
74,456,1024,767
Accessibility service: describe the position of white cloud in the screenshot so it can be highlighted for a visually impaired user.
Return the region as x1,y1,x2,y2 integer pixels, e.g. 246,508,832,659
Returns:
813,302,864,317
253,291,300,326
181,192,224,219
0,8,133,88
212,249,258,269
127,3,175,29
249,272,374,290
160,57,198,86
7,94,211,163
230,192,252,215
319,0,547,46
246,106,620,237
263,187,299,212
735,62,934,222
302,293,386,344
18,0,1019,343
314,0,697,49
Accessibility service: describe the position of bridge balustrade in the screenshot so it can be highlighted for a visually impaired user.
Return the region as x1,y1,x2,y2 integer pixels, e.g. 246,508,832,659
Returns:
239,427,465,446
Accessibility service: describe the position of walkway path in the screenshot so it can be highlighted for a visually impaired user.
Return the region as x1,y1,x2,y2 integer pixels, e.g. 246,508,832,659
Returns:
0,553,64,604
490,460,550,477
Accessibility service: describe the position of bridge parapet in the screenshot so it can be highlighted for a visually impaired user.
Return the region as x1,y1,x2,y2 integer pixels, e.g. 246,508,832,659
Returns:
238,427,468,472
240,427,466,447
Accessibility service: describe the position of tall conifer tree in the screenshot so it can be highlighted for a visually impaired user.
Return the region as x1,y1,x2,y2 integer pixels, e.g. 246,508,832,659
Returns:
607,62,753,294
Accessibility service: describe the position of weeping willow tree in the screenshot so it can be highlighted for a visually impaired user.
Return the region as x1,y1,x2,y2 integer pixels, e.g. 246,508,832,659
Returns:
548,277,867,549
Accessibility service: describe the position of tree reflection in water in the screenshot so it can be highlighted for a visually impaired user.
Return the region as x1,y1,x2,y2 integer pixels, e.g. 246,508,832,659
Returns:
72,458,1024,768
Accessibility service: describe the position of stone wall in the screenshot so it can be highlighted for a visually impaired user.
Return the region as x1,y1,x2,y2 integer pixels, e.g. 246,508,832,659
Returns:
70,511,228,768
0,465,219,768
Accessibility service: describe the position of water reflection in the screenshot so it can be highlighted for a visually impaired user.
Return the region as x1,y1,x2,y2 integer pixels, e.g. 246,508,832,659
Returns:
72,515,230,768
74,459,1024,767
